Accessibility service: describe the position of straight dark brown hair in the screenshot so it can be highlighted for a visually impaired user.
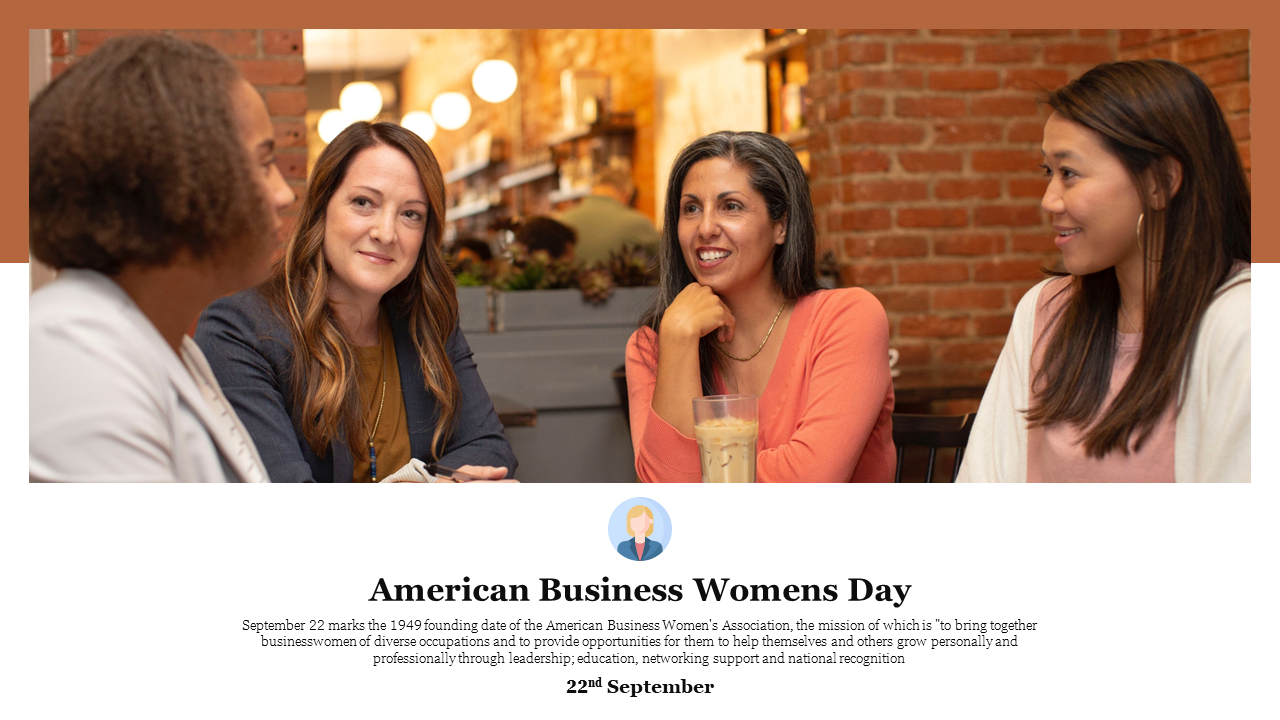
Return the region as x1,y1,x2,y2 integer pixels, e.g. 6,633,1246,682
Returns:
1026,60,1250,456
640,131,821,395
261,122,460,461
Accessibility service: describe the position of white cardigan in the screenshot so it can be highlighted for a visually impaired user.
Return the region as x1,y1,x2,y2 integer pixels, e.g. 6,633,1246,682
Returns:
30,270,268,482
957,268,1250,483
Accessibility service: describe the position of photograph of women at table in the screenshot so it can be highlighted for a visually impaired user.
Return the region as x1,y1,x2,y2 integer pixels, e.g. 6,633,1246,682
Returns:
29,30,1252,484
625,131,896,482
29,35,296,482
958,59,1250,483
195,122,516,482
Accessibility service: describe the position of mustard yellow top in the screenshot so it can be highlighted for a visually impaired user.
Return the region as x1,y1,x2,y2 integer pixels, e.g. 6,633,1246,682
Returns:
352,313,411,482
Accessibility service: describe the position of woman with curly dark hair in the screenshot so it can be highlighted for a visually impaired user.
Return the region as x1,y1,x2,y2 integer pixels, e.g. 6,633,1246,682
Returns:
195,122,515,483
29,34,295,482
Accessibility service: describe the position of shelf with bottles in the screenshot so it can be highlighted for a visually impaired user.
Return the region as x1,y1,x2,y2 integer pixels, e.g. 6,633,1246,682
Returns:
444,129,510,234
748,29,810,174
494,147,557,221
446,199,499,222
497,162,557,191
488,109,638,221
544,113,635,148
445,130,506,184
745,29,808,63
546,113,636,210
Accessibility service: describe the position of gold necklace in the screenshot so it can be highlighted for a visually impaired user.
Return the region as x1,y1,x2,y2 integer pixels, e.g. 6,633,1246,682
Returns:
366,323,388,482
720,297,788,362
1119,299,1141,333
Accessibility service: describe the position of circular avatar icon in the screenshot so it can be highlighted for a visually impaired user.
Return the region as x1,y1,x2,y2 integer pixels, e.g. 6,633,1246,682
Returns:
608,497,671,561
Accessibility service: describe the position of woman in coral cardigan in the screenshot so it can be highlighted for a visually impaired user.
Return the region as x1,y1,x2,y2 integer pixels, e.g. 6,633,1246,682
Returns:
626,131,895,483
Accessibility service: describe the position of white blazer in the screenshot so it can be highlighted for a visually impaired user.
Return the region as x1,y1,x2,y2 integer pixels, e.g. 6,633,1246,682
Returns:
30,270,268,482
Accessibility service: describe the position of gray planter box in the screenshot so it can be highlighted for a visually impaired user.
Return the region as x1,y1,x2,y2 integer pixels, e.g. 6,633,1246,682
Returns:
494,287,657,331
469,326,636,409
456,286,491,333
465,286,657,482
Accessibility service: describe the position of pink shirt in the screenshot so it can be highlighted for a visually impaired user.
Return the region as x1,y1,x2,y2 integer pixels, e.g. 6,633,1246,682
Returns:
1026,277,1175,483
625,288,896,483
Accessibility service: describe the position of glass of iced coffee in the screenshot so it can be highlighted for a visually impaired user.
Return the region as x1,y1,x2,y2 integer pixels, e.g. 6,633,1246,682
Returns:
692,395,758,483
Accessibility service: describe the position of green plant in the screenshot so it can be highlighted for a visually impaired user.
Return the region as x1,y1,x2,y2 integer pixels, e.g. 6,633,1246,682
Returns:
454,270,488,287
539,254,579,290
487,239,637,304
577,264,615,305
607,243,658,287
494,262,545,291
450,257,492,287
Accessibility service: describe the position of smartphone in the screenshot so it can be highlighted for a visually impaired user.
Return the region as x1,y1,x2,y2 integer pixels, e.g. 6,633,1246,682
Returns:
424,463,492,483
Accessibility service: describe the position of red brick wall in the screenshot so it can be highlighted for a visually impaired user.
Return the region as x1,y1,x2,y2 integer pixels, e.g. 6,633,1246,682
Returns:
805,29,1250,391
50,30,308,236
1118,30,1250,176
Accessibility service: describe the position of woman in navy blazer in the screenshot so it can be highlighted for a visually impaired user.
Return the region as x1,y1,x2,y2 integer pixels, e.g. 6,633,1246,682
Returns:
617,505,663,561
195,122,515,482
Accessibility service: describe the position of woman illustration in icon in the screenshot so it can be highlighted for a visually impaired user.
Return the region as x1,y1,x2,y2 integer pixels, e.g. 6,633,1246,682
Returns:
617,505,663,561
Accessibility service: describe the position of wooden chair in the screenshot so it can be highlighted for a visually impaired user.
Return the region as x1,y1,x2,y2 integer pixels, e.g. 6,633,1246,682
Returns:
891,413,974,483
612,364,630,429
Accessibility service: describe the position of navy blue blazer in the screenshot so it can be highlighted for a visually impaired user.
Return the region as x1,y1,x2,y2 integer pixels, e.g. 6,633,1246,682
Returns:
194,289,516,482
617,537,663,561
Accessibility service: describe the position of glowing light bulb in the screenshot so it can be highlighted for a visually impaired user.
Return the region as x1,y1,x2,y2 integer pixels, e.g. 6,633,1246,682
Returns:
339,81,383,121
318,108,354,144
401,111,437,142
472,60,518,103
431,92,472,131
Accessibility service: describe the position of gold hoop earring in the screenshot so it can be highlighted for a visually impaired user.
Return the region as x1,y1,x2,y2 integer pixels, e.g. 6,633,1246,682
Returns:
1136,212,1144,239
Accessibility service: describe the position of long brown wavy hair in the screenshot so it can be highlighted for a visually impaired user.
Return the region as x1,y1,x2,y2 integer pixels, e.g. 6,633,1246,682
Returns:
261,122,460,460
1026,60,1250,457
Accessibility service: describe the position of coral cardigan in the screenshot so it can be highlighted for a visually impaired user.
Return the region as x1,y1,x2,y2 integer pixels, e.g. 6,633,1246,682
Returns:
625,288,896,483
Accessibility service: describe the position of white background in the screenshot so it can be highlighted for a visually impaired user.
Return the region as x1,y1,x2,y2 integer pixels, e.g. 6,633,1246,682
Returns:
6,263,1275,717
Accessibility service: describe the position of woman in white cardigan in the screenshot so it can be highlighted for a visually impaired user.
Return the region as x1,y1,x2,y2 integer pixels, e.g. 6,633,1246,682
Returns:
29,35,295,482
959,59,1250,483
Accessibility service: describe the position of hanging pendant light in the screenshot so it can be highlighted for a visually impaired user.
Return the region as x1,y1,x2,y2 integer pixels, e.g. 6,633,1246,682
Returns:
472,59,518,103
339,81,383,121
431,92,472,131
318,108,354,143
401,111,437,142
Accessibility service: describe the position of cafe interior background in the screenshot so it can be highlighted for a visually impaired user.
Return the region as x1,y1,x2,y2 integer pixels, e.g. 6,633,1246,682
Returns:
28,29,1251,482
